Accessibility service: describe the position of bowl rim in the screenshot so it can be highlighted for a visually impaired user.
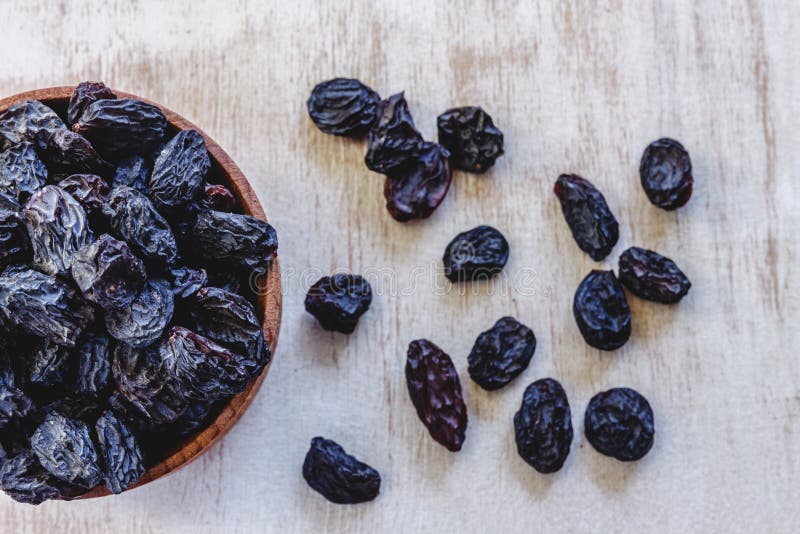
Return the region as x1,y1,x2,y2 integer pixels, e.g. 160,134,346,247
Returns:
0,86,282,499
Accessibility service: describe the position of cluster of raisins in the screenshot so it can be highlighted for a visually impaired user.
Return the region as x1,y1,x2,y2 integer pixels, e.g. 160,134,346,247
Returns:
0,82,277,504
307,78,505,222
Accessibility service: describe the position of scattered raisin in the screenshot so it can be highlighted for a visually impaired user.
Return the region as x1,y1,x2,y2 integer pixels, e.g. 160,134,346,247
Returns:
304,274,372,334
443,225,509,282
585,387,654,461
365,92,424,174
468,317,536,390
302,437,381,504
513,378,573,473
554,174,619,261
573,270,631,351
383,142,452,222
307,78,381,137
437,106,504,173
639,138,693,210
618,247,691,303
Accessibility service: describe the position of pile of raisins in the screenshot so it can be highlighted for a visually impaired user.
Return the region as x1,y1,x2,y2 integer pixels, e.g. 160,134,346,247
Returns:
0,82,278,504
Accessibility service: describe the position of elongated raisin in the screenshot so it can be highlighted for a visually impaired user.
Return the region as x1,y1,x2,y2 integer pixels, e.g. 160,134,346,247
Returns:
405,339,467,451
513,378,573,473
639,138,693,210
468,317,536,390
73,99,167,159
307,78,380,137
554,174,619,261
443,225,509,282
365,92,424,174
149,129,210,210
191,209,278,274
437,106,504,173
94,409,145,494
0,192,30,269
618,247,691,303
67,82,117,126
585,387,655,461
106,186,177,266
302,437,381,504
573,270,631,351
75,335,112,396
384,142,452,222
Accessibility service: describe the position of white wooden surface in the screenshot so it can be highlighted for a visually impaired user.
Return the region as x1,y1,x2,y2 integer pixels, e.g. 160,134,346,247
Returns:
1,1,799,532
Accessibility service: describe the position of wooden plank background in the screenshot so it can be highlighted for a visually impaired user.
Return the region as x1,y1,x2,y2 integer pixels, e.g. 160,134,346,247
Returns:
1,0,798,532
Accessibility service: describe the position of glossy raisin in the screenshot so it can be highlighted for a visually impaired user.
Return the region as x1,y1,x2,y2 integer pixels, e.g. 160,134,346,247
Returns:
40,129,112,175
71,234,147,311
554,174,619,261
383,142,452,222
307,78,380,137
365,92,424,174
0,100,64,151
618,247,691,303
573,270,631,351
304,274,372,334
94,409,145,494
106,186,178,266
405,339,467,451
302,437,381,504
437,106,504,173
0,450,86,504
105,278,174,348
67,82,117,126
72,99,167,159
75,335,112,396
639,138,693,210
585,387,655,461
513,378,573,473
443,225,509,282
191,209,278,274
0,141,48,201
30,412,103,488
468,316,536,390
57,174,111,218
112,155,150,193
0,192,30,268
149,129,210,210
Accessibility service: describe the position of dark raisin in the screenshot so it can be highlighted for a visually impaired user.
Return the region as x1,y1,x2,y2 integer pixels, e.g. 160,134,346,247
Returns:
307,78,380,137
30,412,103,488
94,409,145,494
0,450,87,504
468,316,536,390
75,335,112,396
585,387,655,461
437,106,504,173
0,385,33,430
304,274,372,334
513,378,573,473
165,398,224,440
554,174,619,261
191,209,278,274
72,99,167,159
383,142,452,222
618,247,691,303
0,266,94,347
199,182,237,212
573,270,631,351
23,185,94,277
365,92,424,174
0,141,48,201
169,266,208,300
405,339,467,451
106,186,178,266
190,286,269,376
105,278,174,348
0,192,30,269
39,129,112,175
639,138,693,210
112,155,150,193
443,225,509,282
71,234,147,311
67,82,117,126
28,341,73,387
57,173,111,232
302,437,381,504
149,129,210,210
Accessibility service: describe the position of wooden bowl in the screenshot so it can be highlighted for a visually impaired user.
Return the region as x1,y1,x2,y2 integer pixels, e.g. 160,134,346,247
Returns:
0,87,282,499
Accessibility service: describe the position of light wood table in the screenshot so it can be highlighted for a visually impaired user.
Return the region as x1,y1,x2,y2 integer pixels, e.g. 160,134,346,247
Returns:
1,1,797,532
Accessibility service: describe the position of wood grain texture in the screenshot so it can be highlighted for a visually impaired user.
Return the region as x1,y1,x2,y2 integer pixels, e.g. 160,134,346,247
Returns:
1,0,798,532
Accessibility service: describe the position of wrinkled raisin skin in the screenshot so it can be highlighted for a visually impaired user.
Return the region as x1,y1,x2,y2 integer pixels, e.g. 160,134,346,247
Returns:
149,129,210,210
105,278,174,348
513,378,573,473
405,339,467,452
618,247,691,303
365,92,424,174
468,317,536,391
437,106,504,173
554,174,619,261
73,99,167,159
191,209,278,274
302,437,381,504
573,270,631,351
30,412,104,488
304,274,372,334
639,138,693,210
443,225,509,282
67,82,117,126
307,79,381,137
384,142,452,222
585,387,655,461
95,409,145,494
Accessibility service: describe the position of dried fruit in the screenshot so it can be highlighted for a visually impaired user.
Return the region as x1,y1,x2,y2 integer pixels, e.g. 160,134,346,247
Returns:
585,387,655,461
112,155,150,192
199,182,237,212
383,142,452,222
0,266,94,347
30,412,103,488
302,437,381,504
0,450,86,504
639,138,693,210
443,225,509,282
71,234,147,311
75,336,112,395
365,92,424,174
0,192,30,268
28,341,72,387
573,270,631,350
57,174,110,217
40,129,112,174
149,129,210,210
0,100,64,151
23,185,94,276
169,266,207,300
554,174,619,261
72,99,167,159
304,274,372,334
0,385,33,430
191,209,278,273
513,378,573,473
437,106,504,173
307,78,380,137
106,186,177,266
67,82,117,126
105,278,174,348
405,339,467,451
0,141,48,201
618,247,691,303
94,409,145,494
468,317,536,390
